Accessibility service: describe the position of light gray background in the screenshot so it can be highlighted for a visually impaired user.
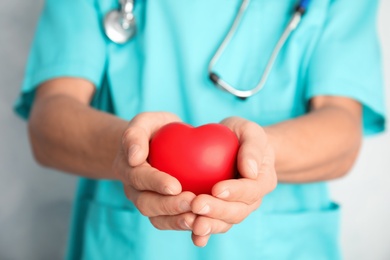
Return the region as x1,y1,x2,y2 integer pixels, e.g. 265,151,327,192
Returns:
0,1,389,259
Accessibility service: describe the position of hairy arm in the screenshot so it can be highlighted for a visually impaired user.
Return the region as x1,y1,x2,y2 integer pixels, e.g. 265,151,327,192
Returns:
265,96,362,183
28,78,127,179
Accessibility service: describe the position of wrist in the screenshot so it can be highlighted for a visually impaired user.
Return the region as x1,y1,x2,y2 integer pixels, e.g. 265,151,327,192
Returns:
263,126,279,157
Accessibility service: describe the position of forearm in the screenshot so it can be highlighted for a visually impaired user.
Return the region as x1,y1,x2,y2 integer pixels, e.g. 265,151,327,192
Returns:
265,98,362,183
29,94,128,179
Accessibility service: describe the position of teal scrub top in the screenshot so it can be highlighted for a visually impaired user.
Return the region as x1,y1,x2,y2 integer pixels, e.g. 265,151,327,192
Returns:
15,0,386,259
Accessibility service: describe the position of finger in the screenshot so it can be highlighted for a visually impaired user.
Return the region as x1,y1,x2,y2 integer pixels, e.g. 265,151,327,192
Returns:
191,233,211,248
212,149,277,204
123,163,181,195
191,195,260,224
192,216,232,236
258,144,278,191
125,189,196,217
122,112,181,167
221,117,267,179
149,212,197,231
211,178,262,205
236,124,267,180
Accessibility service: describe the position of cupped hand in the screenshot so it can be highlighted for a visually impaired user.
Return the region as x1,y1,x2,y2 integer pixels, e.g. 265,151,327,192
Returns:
112,112,197,231
190,117,278,247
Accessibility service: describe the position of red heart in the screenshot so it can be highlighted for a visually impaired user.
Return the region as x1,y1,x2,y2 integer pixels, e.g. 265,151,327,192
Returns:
148,122,239,195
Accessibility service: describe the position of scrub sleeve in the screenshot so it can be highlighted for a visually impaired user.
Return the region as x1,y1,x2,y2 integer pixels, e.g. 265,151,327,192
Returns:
14,0,107,119
306,0,386,135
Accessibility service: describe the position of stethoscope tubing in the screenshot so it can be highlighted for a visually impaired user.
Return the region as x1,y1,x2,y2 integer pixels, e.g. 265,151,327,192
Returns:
208,0,308,99
104,0,310,99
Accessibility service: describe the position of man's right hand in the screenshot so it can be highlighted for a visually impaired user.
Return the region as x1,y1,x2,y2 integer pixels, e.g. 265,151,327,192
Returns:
31,79,197,232
112,112,197,231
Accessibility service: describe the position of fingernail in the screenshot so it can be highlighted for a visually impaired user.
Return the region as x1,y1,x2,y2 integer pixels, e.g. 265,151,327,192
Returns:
216,190,230,199
128,144,139,161
198,204,210,215
180,201,191,212
164,186,175,195
200,227,211,236
248,159,258,178
179,219,191,230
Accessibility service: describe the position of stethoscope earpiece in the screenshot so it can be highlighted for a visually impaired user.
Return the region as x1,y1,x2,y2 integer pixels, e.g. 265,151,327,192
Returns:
104,0,136,44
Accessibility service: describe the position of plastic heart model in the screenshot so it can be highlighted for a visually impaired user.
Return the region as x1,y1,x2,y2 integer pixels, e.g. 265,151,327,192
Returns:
148,122,239,195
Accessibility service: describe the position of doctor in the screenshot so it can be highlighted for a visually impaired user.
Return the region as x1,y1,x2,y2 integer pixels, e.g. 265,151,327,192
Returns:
16,0,385,259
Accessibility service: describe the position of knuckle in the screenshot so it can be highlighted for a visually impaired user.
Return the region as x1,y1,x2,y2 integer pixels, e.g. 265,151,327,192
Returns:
259,166,278,194
220,224,233,234
133,197,141,210
121,127,138,145
171,200,183,214
132,112,148,123
149,217,163,230
128,171,143,189
161,199,179,215
134,195,149,216
230,207,246,224
123,186,133,201
237,180,258,205
241,121,267,143
132,112,156,126
242,121,259,133
195,194,209,204
174,218,184,230
220,208,234,223
252,199,262,212
247,192,260,205
159,200,171,215
271,174,278,190
231,214,244,225
123,122,149,145
256,199,262,209
160,112,174,121
268,169,278,191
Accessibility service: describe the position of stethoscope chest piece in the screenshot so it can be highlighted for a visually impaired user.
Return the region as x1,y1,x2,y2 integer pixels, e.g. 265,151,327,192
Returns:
104,0,136,44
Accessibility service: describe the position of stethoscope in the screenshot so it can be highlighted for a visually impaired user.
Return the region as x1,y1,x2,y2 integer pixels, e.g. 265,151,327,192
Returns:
104,0,311,99
104,0,136,44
